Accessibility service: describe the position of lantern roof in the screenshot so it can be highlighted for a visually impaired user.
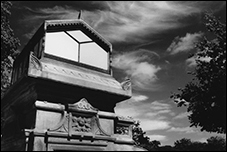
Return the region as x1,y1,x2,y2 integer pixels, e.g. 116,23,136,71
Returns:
44,19,112,52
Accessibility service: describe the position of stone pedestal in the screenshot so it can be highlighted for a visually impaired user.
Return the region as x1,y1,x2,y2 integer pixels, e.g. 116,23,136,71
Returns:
1,19,145,151
1,83,144,151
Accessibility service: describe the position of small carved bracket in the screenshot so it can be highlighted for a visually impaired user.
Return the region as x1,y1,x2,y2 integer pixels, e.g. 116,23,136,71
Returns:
120,78,131,91
29,52,42,71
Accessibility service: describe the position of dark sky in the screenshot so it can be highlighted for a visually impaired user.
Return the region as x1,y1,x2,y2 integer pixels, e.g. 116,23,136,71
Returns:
9,1,226,145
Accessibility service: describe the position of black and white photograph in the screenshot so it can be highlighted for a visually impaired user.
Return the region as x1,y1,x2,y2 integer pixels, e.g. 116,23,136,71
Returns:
1,1,226,151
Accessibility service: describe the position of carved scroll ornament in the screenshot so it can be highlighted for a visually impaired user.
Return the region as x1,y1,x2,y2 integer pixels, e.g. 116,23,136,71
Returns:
30,52,42,71
120,78,131,91
69,98,98,112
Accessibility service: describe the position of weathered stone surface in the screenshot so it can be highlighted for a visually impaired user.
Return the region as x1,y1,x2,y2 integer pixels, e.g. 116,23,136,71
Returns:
1,18,146,151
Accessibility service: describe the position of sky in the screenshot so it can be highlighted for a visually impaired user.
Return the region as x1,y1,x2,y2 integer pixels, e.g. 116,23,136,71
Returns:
9,1,226,146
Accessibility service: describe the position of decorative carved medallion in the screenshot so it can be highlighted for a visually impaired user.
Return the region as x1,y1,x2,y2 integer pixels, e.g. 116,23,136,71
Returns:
71,116,92,132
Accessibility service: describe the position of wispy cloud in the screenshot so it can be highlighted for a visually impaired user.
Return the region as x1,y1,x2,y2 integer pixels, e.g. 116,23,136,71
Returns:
173,112,190,120
90,1,185,42
167,32,204,55
115,99,173,132
150,101,171,110
186,56,212,67
23,5,78,20
140,119,171,131
147,135,167,142
132,94,149,102
115,98,173,118
185,56,197,67
91,1,224,42
112,49,161,91
114,106,140,118
146,100,175,118
20,1,225,43
167,126,196,134
116,93,149,104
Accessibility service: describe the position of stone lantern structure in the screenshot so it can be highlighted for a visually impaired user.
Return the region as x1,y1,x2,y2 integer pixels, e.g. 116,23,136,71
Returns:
1,19,145,151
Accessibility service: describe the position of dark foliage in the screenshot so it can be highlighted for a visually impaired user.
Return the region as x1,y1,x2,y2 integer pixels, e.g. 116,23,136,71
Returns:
171,13,226,133
1,1,20,97
132,121,161,151
132,124,226,151
173,136,226,151
206,136,226,151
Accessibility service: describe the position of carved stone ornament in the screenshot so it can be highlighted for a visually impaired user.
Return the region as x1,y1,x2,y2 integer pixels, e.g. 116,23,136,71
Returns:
29,52,42,71
93,115,111,136
47,112,111,137
47,111,68,133
71,115,92,133
115,116,133,135
69,98,98,112
120,78,131,91
47,112,93,135
116,126,129,135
